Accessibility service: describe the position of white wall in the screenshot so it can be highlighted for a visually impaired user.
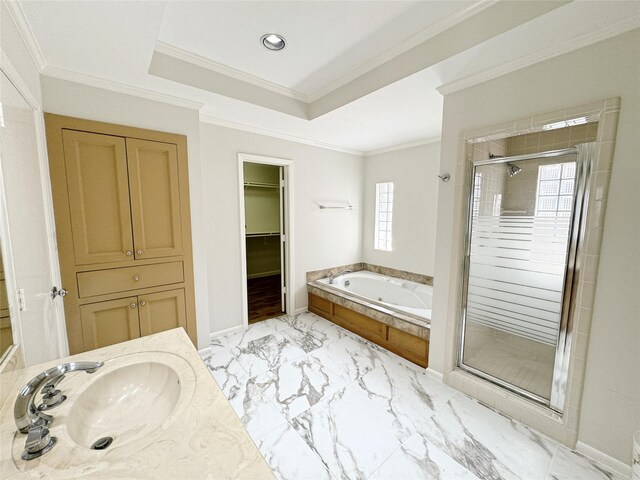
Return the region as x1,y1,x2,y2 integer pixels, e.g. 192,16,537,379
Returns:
363,143,439,275
432,30,640,464
41,77,211,350
200,123,364,334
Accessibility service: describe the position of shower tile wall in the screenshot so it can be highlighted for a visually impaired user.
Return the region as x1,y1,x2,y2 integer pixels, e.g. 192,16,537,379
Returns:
502,124,598,215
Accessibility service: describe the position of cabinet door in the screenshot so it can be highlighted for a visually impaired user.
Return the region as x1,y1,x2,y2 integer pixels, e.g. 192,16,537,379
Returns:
126,139,183,260
138,288,186,337
62,130,135,265
80,297,140,350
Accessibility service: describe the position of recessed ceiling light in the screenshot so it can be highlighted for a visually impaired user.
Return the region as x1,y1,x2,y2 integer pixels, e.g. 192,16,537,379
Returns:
261,33,286,51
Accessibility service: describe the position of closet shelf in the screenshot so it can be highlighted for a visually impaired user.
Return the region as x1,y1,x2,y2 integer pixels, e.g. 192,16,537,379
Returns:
246,232,281,238
244,181,279,189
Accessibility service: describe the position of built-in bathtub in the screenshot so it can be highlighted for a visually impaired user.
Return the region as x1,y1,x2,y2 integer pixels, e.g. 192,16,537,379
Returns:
307,265,431,367
317,271,432,322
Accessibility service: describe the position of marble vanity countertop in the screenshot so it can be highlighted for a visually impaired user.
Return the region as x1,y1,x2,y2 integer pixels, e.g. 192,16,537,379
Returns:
0,329,275,479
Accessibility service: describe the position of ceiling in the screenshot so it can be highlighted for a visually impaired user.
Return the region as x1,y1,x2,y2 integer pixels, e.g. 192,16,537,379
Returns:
14,1,640,153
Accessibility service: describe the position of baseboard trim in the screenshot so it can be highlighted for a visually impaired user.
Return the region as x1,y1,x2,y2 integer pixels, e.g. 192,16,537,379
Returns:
575,441,632,478
293,307,308,315
209,325,244,342
425,368,444,383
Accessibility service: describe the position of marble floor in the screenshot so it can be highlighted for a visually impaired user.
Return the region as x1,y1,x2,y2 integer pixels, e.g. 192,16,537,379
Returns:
202,312,625,480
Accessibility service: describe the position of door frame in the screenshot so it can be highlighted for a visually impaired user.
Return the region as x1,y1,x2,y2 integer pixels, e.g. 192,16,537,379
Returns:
237,153,294,330
0,52,69,360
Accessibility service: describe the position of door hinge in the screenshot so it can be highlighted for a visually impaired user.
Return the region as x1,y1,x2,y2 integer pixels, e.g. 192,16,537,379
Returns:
282,287,287,294
281,234,286,242
280,179,285,187
17,289,26,311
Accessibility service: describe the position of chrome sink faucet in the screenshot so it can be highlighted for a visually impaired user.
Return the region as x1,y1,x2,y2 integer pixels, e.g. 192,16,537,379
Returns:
328,269,352,284
14,361,103,460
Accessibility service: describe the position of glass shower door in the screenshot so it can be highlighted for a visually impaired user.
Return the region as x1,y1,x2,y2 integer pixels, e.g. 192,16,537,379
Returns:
459,146,591,412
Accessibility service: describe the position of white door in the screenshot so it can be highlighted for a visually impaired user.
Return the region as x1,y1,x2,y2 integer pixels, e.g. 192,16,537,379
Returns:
0,70,66,365
278,166,286,311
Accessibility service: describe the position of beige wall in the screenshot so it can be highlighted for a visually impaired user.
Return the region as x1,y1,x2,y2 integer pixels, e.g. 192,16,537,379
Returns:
433,30,640,463
363,143,440,276
41,77,212,350
200,123,364,334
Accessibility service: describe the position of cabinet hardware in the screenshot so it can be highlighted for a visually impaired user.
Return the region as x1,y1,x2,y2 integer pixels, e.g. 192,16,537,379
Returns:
126,251,132,256
140,301,146,306
130,303,136,309
133,276,140,281
136,250,143,255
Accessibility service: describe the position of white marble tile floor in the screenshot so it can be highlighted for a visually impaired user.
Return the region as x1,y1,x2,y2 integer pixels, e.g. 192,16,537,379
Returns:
202,312,626,480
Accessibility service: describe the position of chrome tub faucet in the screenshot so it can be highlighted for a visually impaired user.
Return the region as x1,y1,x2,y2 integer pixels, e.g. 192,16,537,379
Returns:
328,270,352,284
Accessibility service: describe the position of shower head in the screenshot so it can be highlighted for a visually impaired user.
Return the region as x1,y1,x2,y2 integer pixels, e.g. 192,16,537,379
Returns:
507,163,522,177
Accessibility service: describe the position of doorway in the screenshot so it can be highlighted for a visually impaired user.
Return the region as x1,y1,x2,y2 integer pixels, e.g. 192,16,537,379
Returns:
238,154,293,326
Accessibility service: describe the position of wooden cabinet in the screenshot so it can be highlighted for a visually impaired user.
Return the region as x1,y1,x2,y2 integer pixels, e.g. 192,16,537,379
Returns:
46,114,197,354
126,138,183,260
80,289,186,350
62,130,134,265
80,297,141,351
138,289,186,337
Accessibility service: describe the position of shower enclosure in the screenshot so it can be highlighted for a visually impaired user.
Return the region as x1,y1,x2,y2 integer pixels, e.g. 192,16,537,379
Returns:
458,143,593,412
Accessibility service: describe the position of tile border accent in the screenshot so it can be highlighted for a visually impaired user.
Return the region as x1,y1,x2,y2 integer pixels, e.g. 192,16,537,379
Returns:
306,262,433,286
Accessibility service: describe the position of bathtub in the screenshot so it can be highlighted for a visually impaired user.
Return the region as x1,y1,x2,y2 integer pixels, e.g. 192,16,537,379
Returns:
317,271,432,321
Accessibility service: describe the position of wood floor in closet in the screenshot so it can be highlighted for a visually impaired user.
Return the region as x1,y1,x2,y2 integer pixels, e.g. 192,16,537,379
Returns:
247,274,282,323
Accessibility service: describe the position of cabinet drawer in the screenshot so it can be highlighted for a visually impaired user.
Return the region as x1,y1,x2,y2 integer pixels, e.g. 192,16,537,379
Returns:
333,304,386,340
77,262,184,298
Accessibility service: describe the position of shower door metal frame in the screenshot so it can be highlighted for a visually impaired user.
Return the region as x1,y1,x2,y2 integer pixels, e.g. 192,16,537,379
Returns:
457,145,593,413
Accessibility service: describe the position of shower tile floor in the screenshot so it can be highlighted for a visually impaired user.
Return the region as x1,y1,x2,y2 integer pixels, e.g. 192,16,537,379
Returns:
202,312,625,480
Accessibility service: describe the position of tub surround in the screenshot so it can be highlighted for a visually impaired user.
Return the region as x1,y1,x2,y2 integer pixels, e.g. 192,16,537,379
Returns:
308,290,429,367
307,283,429,338
307,262,433,286
307,264,431,367
0,329,274,479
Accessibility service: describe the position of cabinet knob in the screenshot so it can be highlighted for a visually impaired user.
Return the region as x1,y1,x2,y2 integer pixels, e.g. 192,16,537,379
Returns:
126,251,132,256
133,276,140,281
130,303,137,309
140,300,146,306
136,250,143,255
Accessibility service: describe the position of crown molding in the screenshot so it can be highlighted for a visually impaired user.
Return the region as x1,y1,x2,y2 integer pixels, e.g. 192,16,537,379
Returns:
437,15,640,96
41,65,205,110
364,136,441,157
0,51,39,109
155,41,309,103
306,0,497,103
3,0,47,72
199,113,364,156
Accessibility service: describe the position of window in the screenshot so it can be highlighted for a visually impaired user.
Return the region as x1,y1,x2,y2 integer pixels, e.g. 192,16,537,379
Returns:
535,162,576,217
374,182,394,251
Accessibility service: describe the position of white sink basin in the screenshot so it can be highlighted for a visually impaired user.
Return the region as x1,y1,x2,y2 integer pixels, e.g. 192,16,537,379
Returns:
66,361,182,449
10,351,196,476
